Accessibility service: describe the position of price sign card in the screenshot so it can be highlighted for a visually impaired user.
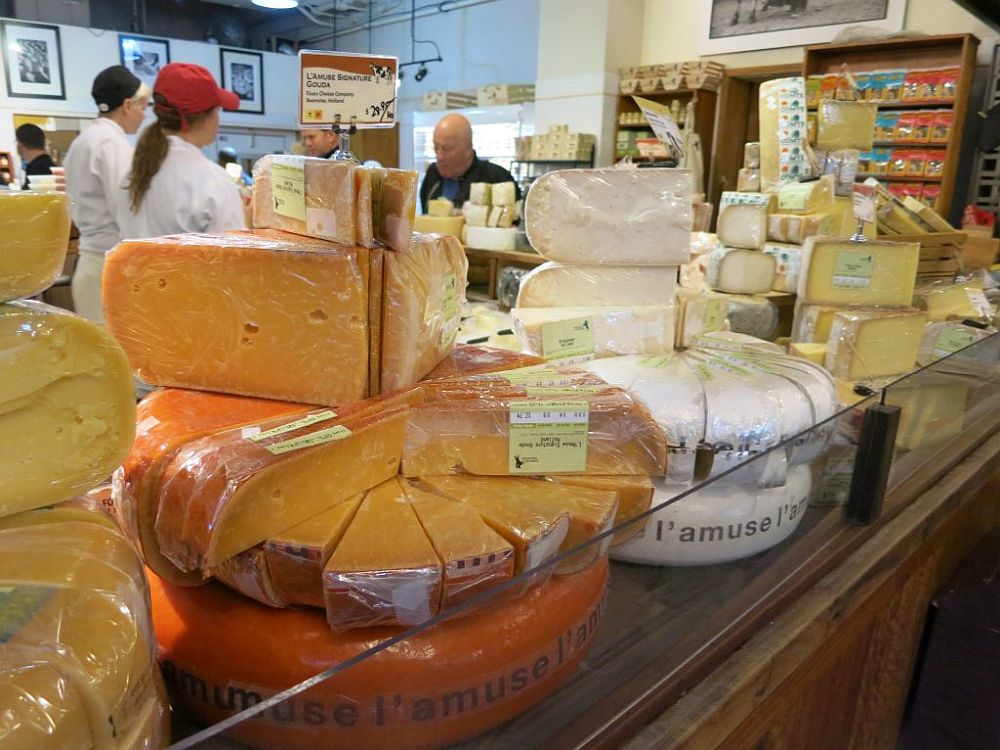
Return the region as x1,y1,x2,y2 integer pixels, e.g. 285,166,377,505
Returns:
299,51,397,128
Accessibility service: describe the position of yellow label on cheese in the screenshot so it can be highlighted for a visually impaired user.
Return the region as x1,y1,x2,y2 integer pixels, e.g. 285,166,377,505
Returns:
271,158,306,222
933,327,979,358
245,410,337,442
832,250,874,289
540,317,595,362
508,400,589,473
265,424,352,455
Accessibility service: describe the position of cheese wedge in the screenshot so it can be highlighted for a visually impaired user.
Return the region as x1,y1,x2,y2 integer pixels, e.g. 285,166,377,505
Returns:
825,309,927,380
354,166,376,248
0,301,135,517
404,483,516,608
103,233,370,405
675,288,729,348
512,305,676,359
544,474,654,546
717,203,767,250
252,155,356,244
379,233,468,392
422,345,545,380
798,237,919,306
762,243,803,293
706,247,776,294
524,168,692,265
371,168,418,252
0,191,71,303
767,210,838,244
912,280,988,322
516,262,678,308
323,478,443,630
263,494,364,607
790,342,828,366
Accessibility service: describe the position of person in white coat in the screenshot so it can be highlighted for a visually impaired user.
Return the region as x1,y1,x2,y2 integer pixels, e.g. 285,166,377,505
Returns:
63,65,150,323
118,62,245,239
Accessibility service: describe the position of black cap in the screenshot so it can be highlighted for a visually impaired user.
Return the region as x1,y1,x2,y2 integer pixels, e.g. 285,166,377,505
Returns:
92,65,142,113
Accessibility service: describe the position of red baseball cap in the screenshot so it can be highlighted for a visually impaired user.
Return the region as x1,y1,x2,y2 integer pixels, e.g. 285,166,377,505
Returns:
154,63,239,113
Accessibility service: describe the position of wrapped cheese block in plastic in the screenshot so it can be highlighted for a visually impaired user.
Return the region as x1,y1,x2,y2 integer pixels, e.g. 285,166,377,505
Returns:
0,301,135,517
379,233,469,392
0,510,169,749
675,288,729,348
512,305,676,360
825,309,927,380
916,322,999,366
611,465,811,566
103,233,371,405
763,243,804,293
252,155,356,244
912,279,991,322
0,191,71,303
370,168,419,252
706,247,776,294
798,237,919,306
525,167,692,265
516,262,677,308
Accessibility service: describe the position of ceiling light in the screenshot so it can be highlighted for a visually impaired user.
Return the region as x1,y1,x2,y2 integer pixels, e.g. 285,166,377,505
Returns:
251,0,299,9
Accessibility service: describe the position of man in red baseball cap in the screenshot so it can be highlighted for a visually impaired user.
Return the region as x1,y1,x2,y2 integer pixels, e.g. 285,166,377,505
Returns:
118,62,246,238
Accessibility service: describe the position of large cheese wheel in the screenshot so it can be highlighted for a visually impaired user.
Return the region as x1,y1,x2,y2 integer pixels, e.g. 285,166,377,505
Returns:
151,560,608,750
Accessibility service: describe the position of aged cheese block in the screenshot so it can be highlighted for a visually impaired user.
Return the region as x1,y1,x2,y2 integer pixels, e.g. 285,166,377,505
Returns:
762,243,803,293
0,515,168,750
252,155,356,244
0,301,135,516
790,342,828,366
0,191,71,303
543,474,653,546
354,166,376,248
798,237,919,306
379,233,468,392
103,233,370,405
825,309,927,380
422,345,545,381
324,477,444,630
912,279,989,322
413,214,465,238
516,262,677,308
717,203,768,250
525,168,692,265
916,322,999,366
512,305,676,359
706,247,776,294
675,288,729,348
371,168,418,252
776,175,835,215
766,210,838,244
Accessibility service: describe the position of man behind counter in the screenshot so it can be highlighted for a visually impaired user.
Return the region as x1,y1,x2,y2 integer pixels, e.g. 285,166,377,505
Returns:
419,113,519,213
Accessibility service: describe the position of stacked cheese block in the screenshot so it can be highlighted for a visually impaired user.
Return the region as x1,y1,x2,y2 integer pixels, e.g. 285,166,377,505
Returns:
0,191,169,749
514,167,691,359
461,180,520,251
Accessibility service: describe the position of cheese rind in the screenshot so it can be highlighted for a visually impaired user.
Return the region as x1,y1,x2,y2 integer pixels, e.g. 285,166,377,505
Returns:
517,262,678,308
525,168,692,265
0,192,71,303
0,301,136,516
512,305,676,359
825,309,927,380
717,203,767,250
706,247,776,294
798,237,919,306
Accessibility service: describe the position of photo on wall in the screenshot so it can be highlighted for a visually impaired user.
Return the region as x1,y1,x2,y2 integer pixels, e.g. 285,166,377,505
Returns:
119,34,171,90
1,20,65,99
221,48,264,114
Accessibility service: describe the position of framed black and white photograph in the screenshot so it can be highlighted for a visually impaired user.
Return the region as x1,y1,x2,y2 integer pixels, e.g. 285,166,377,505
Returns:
1,21,65,99
221,48,264,114
700,0,907,55
119,34,170,89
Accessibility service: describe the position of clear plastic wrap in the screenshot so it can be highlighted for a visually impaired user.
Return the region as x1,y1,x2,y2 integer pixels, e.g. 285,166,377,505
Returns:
148,558,608,750
706,247,776,294
916,322,999,366
524,167,692,265
825,308,927,381
725,294,780,339
759,77,807,191
252,154,356,244
717,202,768,250
515,261,678,308
0,514,169,749
0,300,135,517
762,243,804,293
816,99,878,150
421,345,545,381
0,191,71,303
610,464,812,566
511,305,676,360
379,233,469,392
767,210,839,244
103,233,371,405
401,387,669,478
912,279,992,322
798,236,920,306
369,168,419,253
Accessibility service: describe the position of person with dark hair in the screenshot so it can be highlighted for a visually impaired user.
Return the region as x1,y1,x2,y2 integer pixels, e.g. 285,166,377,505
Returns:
63,65,151,323
117,62,245,238
15,123,55,189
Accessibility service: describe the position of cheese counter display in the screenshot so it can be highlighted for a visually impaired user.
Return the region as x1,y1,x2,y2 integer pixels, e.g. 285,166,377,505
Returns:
0,191,71,303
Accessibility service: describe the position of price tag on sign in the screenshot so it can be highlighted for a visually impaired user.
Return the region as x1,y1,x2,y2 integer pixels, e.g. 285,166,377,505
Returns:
631,96,685,158
299,51,398,128
852,183,877,224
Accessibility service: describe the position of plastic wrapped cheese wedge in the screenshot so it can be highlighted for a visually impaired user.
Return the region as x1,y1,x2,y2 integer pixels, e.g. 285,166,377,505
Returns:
252,155,356,244
611,465,811,566
512,305,676,360
0,511,169,749
797,237,919,306
825,309,927,380
516,262,678,308
402,387,669,478
0,191,71,303
422,345,545,381
379,233,469,392
370,168,419,252
103,233,370,405
0,301,135,517
524,167,692,265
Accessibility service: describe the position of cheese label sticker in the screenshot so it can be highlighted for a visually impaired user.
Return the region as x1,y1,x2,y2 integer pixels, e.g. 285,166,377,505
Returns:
508,400,589,473
832,250,874,288
777,181,814,211
933,327,979,359
540,317,595,363
966,288,992,318
703,298,726,332
265,424,352,455
245,410,338,442
271,156,306,222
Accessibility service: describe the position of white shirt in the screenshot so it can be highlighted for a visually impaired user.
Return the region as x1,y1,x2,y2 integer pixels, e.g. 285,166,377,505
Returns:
118,135,245,239
63,117,133,253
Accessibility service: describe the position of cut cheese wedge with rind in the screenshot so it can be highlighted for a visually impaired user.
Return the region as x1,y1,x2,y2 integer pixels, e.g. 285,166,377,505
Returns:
0,191,71,303
0,300,135,517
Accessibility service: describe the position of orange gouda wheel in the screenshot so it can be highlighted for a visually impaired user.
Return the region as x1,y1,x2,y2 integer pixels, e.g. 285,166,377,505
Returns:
151,560,608,750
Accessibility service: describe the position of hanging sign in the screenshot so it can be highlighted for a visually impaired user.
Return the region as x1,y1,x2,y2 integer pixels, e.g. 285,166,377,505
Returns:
299,51,398,128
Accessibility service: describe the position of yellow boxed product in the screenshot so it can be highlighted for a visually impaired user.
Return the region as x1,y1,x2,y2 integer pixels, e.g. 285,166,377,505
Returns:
0,191,71,303
816,100,878,150
825,308,927,380
798,237,919,306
